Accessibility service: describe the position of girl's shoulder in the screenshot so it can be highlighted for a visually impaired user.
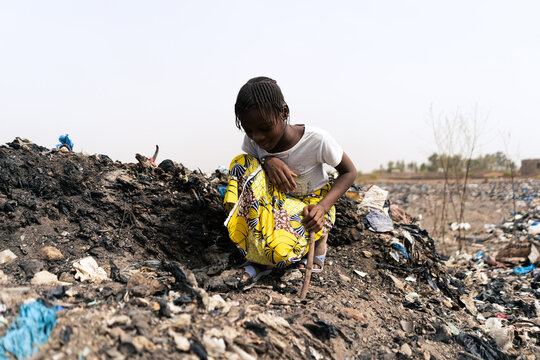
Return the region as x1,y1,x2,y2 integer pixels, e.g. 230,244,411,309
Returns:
301,125,333,139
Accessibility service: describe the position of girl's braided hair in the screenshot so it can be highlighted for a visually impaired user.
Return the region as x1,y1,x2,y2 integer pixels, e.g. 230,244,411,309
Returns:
234,76,289,129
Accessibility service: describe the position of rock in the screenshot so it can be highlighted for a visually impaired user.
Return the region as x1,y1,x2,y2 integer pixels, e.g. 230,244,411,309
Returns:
339,274,351,282
40,246,64,261
107,315,132,327
18,259,44,277
31,270,59,285
362,250,372,258
350,228,362,241
169,314,192,331
0,270,9,284
341,307,366,322
169,329,190,351
132,335,156,352
400,343,413,357
58,272,75,283
400,320,414,333
127,272,165,297
202,333,226,357
0,249,17,265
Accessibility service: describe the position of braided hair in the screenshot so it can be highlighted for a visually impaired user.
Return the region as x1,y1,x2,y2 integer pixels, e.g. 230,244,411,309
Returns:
234,77,290,129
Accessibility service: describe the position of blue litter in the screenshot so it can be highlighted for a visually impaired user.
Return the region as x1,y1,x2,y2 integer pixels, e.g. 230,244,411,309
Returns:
366,209,394,232
56,134,73,151
475,250,484,260
0,300,56,360
513,264,535,275
391,242,409,259
218,186,227,197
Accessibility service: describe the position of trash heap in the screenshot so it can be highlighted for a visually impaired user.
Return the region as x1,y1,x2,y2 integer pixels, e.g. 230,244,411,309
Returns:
0,138,539,359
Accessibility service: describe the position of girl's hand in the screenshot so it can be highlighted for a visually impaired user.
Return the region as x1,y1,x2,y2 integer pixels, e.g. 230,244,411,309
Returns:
263,157,298,193
302,204,326,233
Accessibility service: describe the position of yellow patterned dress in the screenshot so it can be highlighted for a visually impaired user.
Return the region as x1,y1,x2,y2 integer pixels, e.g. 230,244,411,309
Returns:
224,154,336,269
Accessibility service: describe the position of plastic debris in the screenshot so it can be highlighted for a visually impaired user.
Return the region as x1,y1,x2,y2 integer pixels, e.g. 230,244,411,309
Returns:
391,241,409,259
456,332,513,360
450,222,471,231
56,134,73,151
0,300,57,360
484,317,514,351
513,263,535,274
359,185,389,214
366,209,394,232
529,221,540,235
72,256,108,282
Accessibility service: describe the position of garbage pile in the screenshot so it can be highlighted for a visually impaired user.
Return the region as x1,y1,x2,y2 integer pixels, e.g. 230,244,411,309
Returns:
1,138,539,359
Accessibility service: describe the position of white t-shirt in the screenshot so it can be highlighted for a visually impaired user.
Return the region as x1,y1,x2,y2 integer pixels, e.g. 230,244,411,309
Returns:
241,125,344,196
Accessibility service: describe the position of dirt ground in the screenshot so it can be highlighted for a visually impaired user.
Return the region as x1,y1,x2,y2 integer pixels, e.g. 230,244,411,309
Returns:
0,138,539,360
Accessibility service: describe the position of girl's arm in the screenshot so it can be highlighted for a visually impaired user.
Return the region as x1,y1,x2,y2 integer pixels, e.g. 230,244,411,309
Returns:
302,152,357,232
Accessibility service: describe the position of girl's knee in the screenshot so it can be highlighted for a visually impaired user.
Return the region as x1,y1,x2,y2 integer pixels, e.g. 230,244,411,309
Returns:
229,154,260,170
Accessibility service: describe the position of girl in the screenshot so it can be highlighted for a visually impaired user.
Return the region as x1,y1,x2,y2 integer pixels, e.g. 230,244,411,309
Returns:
224,77,356,284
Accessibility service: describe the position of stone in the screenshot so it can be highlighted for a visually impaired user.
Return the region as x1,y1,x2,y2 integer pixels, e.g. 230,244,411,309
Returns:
19,259,44,277
341,307,366,322
0,270,9,284
169,329,190,351
362,250,372,258
31,270,59,285
40,246,64,261
400,320,414,333
132,335,156,352
127,272,165,297
0,249,17,265
339,274,351,282
400,343,413,357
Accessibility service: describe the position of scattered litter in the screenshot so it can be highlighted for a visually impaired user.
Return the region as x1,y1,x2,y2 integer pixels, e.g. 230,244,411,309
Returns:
366,209,394,232
0,301,56,359
72,256,108,282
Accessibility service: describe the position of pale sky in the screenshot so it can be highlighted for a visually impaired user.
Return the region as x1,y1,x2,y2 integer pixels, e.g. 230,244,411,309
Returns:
1,1,539,173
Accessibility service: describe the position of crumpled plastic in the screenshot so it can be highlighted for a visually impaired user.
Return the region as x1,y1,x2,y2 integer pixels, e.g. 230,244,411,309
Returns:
513,263,535,274
456,332,514,360
56,134,73,151
0,300,56,360
359,185,389,214
366,209,394,232
72,256,108,282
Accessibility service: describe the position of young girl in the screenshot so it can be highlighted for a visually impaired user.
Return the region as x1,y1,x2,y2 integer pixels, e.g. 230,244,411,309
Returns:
224,77,356,284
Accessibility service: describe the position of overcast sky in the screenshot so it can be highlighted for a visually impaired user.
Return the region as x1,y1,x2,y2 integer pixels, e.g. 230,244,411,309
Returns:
1,1,539,173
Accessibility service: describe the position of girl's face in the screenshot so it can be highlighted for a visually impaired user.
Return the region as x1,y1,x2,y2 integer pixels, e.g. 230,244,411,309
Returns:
240,107,287,152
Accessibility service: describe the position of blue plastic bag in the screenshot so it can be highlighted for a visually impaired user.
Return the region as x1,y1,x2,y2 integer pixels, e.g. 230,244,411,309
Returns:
0,300,56,360
56,134,74,151
513,264,535,275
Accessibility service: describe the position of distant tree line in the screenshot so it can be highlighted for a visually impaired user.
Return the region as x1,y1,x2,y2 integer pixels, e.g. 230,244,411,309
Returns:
382,151,515,173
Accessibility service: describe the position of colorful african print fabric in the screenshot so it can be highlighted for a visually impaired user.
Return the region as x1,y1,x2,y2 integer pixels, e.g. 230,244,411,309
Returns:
224,154,335,268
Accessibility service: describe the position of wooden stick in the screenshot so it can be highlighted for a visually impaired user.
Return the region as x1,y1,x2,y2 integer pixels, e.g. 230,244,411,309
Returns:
299,231,316,300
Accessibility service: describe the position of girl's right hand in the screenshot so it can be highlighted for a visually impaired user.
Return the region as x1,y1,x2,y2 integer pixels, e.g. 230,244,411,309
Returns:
263,156,297,193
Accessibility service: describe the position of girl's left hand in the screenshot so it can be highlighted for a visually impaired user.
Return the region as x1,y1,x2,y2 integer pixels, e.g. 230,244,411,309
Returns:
302,204,326,233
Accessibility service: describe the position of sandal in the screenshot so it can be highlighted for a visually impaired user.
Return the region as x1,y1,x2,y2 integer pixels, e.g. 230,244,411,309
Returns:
238,263,272,288
298,253,326,273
